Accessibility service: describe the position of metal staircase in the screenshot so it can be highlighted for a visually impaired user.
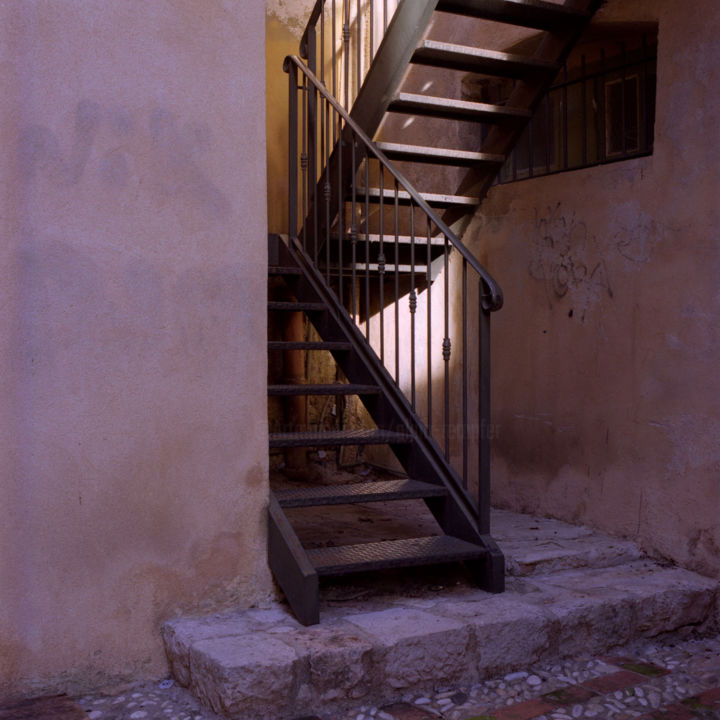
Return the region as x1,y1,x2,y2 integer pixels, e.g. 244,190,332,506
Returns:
268,0,602,625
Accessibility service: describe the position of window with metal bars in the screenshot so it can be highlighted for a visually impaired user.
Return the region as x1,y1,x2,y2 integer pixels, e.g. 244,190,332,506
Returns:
474,25,658,184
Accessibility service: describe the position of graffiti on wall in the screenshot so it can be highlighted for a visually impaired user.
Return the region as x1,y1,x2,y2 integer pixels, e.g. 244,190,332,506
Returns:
528,202,613,318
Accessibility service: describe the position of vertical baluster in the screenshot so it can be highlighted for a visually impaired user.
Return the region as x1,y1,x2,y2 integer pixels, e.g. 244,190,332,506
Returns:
562,62,569,169
324,99,331,286
365,151,371,342
288,63,298,242
311,80,319,264
383,0,387,32
337,118,344,304
319,5,324,86
369,0,374,65
394,180,400,384
641,35,649,153
545,93,551,174
332,0,337,142
599,48,606,161
378,166,385,364
343,0,350,111
621,41,627,156
356,0,362,99
528,116,534,178
581,54,587,166
350,133,358,321
426,217,432,434
301,76,308,250
462,258,468,488
409,206,416,411
477,286,491,534
443,235,450,460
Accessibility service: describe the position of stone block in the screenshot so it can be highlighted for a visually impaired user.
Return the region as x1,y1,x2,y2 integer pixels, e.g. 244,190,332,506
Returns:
345,608,471,690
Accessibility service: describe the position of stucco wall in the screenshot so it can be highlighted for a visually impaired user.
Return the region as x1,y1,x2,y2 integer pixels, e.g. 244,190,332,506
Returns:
467,0,720,576
0,0,271,698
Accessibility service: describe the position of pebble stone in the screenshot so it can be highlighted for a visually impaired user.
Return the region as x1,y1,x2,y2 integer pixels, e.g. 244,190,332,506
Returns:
76,634,720,720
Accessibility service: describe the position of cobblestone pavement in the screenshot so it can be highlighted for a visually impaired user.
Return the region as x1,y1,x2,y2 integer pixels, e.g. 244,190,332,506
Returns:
4,634,718,720
65,634,720,720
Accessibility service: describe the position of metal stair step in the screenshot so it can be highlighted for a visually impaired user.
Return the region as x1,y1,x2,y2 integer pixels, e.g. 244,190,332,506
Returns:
332,231,447,245
268,383,380,396
267,341,352,351
308,535,487,576
356,187,481,209
323,262,429,275
388,92,531,123
269,429,413,448
274,479,448,508
375,141,505,168
268,300,327,312
412,39,559,78
268,265,303,276
436,0,591,31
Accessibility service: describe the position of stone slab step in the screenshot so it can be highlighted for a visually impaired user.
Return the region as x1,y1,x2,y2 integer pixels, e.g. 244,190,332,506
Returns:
163,559,718,720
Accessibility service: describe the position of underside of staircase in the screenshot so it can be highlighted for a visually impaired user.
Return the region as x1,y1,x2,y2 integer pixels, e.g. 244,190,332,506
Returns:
268,0,604,626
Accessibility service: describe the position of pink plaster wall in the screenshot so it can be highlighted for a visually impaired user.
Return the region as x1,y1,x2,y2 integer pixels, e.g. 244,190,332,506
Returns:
468,0,720,577
0,0,271,697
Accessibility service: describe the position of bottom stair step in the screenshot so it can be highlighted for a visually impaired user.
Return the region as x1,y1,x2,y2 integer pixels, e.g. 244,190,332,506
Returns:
308,535,486,576
269,429,413,448
275,479,447,507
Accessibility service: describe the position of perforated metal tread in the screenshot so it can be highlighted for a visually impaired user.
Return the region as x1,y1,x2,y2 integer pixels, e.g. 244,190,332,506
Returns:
388,92,531,123
268,341,352,351
275,479,447,508
308,535,487,575
357,187,481,209
268,301,327,311
268,265,303,276
375,142,505,168
412,40,559,77
268,383,380,396
269,429,413,448
436,0,590,31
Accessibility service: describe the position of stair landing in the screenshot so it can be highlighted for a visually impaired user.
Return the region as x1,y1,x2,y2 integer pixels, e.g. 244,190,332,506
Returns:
162,509,718,720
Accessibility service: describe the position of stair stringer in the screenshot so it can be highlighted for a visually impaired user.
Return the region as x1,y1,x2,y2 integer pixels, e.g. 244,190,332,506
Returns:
267,495,319,626
272,235,505,592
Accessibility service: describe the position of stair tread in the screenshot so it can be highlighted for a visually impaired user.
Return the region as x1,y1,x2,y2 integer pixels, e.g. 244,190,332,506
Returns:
357,187,481,208
413,39,559,77
268,265,302,276
389,92,531,122
268,383,380,396
275,479,447,508
436,0,590,31
269,429,413,448
268,341,352,351
268,301,327,311
376,141,505,167
308,535,486,575
332,231,447,245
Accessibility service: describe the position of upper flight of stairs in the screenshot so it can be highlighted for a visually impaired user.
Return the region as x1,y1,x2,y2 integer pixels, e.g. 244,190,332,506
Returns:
268,0,603,625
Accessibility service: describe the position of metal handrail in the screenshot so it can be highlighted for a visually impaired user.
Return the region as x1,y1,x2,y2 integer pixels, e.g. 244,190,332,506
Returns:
284,55,504,311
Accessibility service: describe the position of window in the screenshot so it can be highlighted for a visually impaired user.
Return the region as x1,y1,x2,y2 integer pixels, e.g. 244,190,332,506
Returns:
481,24,658,184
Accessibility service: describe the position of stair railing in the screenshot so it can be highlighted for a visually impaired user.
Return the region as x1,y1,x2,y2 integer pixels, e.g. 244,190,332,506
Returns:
286,55,503,531
300,0,400,113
